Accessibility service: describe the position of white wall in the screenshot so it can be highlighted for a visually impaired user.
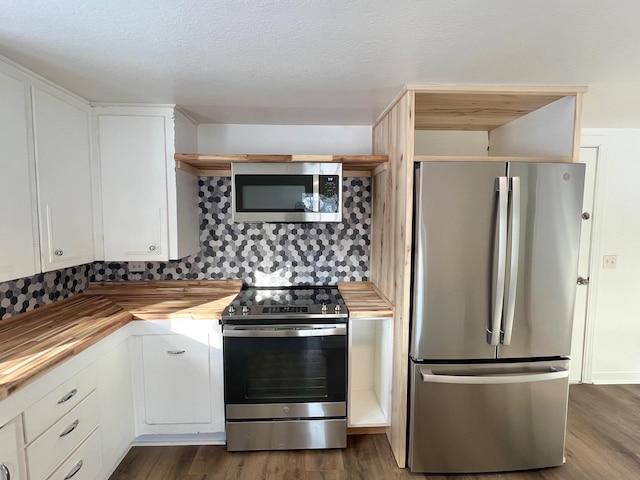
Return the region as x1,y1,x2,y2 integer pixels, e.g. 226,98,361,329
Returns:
582,129,640,384
197,124,371,154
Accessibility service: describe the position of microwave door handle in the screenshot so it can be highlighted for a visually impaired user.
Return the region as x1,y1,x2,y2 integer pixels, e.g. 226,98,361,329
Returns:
313,174,320,212
489,176,509,346
502,176,520,345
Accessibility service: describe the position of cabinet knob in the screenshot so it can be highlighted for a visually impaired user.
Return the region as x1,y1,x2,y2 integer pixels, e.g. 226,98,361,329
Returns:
0,463,10,480
54,249,64,256
149,245,157,251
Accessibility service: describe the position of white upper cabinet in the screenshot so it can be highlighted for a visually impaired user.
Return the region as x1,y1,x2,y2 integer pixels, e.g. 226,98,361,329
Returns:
0,67,39,283
95,106,199,262
32,88,94,272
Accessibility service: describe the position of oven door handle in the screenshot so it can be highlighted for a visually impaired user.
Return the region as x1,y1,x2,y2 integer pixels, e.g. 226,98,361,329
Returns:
223,324,346,338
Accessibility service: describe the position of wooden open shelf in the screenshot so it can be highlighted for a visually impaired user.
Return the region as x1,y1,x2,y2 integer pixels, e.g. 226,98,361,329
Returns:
174,154,389,177
405,84,587,131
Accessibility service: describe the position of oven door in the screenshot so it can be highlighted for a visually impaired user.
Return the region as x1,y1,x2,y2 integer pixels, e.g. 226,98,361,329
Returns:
223,324,347,420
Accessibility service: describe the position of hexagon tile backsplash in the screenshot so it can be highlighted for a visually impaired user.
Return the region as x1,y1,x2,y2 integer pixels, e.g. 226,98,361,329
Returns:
91,177,371,286
0,177,371,320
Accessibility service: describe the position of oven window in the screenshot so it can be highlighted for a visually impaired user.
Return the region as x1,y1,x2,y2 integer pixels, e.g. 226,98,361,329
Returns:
224,335,346,404
235,175,314,212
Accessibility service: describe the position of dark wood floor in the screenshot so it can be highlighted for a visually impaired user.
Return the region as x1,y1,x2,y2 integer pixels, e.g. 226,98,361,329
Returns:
109,384,640,479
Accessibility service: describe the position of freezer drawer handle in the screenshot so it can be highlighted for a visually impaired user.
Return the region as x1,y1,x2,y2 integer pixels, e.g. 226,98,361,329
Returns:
420,368,568,385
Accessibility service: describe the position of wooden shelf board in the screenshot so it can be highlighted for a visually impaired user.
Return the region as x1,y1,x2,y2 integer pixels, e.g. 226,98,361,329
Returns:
413,155,574,163
175,154,389,177
414,92,569,131
349,389,388,428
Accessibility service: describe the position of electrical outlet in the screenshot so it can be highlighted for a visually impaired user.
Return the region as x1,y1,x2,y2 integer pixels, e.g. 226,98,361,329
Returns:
128,261,146,273
603,255,617,269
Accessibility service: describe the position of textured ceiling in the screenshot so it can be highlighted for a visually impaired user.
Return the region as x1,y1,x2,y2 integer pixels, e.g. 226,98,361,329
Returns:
1,0,639,126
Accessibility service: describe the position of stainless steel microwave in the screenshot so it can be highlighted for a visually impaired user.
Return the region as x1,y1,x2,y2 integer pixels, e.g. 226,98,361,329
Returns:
231,163,342,223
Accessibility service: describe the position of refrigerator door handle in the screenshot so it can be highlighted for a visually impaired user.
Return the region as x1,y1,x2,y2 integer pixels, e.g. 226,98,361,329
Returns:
489,176,509,346
420,367,568,385
502,176,521,345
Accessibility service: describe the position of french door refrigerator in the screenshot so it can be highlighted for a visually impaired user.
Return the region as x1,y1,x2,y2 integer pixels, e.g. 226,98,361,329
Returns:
408,161,585,473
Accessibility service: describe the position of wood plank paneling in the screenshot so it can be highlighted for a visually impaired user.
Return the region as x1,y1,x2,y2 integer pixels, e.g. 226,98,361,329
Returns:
371,91,415,467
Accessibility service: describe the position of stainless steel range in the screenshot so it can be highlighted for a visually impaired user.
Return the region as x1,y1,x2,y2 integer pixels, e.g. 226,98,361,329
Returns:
221,286,348,452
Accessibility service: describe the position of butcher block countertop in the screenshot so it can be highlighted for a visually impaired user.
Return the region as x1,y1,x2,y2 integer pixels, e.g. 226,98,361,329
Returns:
0,280,243,401
338,282,394,319
83,280,243,320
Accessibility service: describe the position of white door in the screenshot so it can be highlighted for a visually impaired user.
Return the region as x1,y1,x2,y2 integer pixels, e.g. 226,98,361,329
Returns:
98,114,169,261
32,87,94,271
0,69,39,282
570,146,599,382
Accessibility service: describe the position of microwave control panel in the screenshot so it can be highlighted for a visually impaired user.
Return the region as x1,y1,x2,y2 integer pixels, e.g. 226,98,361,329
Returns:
319,175,340,213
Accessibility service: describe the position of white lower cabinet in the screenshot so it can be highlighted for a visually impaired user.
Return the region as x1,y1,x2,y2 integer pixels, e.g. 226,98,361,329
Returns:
0,416,26,480
348,317,393,427
142,334,212,425
95,339,134,478
46,428,102,480
26,392,99,480
131,320,225,437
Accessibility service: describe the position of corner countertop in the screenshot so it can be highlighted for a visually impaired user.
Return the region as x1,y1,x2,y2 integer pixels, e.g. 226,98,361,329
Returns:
0,280,243,401
0,279,392,402
83,279,243,320
337,282,394,319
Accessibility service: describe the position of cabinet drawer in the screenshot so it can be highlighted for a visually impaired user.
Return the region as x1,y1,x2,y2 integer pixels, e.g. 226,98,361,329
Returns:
24,364,97,443
46,427,102,480
26,392,99,480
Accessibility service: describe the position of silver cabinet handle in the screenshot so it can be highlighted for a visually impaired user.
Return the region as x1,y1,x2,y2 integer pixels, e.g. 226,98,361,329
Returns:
64,460,83,480
502,176,520,346
149,245,157,251
167,350,186,355
1,463,10,480
54,249,64,256
57,388,78,404
489,176,509,346
59,419,79,437
420,367,568,384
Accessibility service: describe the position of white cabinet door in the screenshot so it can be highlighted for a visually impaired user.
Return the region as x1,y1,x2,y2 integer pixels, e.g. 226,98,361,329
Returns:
96,339,134,478
32,87,93,272
0,417,26,480
141,334,211,424
0,69,39,282
98,115,169,261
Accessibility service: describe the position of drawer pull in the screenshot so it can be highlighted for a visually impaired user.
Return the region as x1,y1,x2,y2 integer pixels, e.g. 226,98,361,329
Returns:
167,350,186,355
1,463,10,480
57,388,78,404
59,419,79,437
64,460,83,480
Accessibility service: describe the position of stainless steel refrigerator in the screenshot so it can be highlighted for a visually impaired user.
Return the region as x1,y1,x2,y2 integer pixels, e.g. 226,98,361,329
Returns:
408,161,585,473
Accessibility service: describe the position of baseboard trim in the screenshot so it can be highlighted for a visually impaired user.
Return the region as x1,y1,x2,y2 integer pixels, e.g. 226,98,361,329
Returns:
133,432,226,446
590,372,640,384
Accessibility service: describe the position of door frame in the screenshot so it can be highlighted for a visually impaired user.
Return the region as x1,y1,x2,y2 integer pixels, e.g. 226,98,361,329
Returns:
576,135,609,383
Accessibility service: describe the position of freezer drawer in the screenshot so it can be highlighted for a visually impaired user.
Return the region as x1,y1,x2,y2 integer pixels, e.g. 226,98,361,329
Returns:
408,360,570,473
